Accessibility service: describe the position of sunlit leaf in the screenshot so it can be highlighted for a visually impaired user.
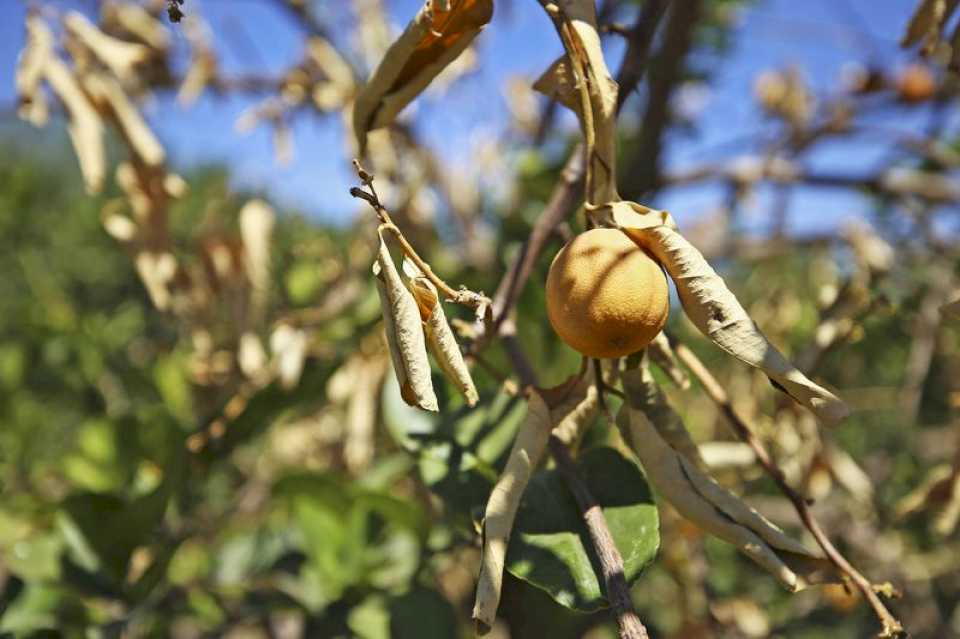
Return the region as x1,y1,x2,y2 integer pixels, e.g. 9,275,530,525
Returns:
352,0,494,151
506,446,659,611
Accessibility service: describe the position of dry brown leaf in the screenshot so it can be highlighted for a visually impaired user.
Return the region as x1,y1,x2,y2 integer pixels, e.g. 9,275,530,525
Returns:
15,15,52,126
473,390,552,630
546,0,619,204
407,271,478,406
618,405,832,591
902,0,960,53
24,17,106,194
648,331,691,389
65,12,151,85
239,200,275,321
623,358,706,470
352,0,494,151
626,223,849,424
83,72,165,166
103,2,171,51
533,56,579,112
270,323,308,390
373,232,438,411
547,374,598,448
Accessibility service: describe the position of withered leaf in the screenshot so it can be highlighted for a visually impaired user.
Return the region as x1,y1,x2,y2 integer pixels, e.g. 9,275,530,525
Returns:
83,72,165,167
23,17,105,194
15,15,51,126
352,0,494,152
622,358,705,470
539,0,619,204
648,331,691,389
533,56,579,112
270,323,308,390
239,199,275,321
407,274,478,406
474,390,551,630
373,233,438,412
65,12,151,85
618,405,832,591
901,0,960,53
626,223,849,424
543,372,598,448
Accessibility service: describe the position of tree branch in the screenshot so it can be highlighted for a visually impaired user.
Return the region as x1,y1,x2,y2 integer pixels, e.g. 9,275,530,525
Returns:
621,0,702,199
669,335,906,638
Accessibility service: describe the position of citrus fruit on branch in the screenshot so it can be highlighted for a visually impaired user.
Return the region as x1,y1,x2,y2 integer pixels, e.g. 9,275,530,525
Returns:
546,228,669,359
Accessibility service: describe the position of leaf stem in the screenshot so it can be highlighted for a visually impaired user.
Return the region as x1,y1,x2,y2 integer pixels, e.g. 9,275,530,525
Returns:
350,162,491,312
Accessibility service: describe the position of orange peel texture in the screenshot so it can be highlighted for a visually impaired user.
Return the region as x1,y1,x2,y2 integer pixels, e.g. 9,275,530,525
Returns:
546,228,669,359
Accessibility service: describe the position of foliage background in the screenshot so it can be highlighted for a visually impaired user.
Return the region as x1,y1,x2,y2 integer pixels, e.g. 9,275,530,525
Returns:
1,0,959,637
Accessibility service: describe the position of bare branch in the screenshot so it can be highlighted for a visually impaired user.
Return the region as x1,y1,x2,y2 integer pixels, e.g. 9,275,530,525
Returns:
669,335,906,638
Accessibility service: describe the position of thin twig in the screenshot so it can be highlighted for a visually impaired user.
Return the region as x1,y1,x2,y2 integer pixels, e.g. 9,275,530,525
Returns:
669,336,906,638
349,162,491,311
550,436,649,639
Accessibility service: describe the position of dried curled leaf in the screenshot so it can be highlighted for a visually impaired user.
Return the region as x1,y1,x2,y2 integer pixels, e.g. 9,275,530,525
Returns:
65,12,151,85
373,233,438,412
270,323,308,390
648,331,691,389
894,463,960,535
407,274,478,406
83,72,165,166
239,199,275,320
533,56,578,111
15,14,51,126
623,358,705,470
103,2,171,52
22,17,105,194
901,0,960,54
617,405,831,591
626,224,849,424
540,0,619,204
352,0,493,151
542,372,598,448
473,391,552,630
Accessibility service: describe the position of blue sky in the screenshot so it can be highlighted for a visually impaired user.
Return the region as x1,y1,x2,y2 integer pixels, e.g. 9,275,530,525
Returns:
0,1,937,234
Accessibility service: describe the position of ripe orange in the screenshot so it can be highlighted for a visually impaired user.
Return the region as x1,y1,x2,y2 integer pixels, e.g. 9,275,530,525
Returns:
896,65,936,103
546,228,669,359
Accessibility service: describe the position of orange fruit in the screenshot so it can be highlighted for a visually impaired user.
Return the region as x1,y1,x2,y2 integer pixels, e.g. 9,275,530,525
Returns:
896,65,936,103
545,228,669,359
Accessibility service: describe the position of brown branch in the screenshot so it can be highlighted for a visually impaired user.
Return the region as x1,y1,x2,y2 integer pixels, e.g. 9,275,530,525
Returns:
488,149,585,330
615,0,671,111
669,336,906,638
662,159,960,202
621,0,702,199
550,436,649,639
270,0,330,38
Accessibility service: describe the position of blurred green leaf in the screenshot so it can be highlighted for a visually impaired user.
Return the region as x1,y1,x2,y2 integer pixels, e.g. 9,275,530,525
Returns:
387,587,458,639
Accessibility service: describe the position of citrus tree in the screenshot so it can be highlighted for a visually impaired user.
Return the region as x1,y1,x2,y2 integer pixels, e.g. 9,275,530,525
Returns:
5,0,960,637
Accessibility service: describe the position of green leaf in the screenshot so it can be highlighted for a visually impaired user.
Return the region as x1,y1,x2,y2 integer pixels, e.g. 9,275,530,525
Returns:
57,483,169,585
387,587,458,639
506,446,659,611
